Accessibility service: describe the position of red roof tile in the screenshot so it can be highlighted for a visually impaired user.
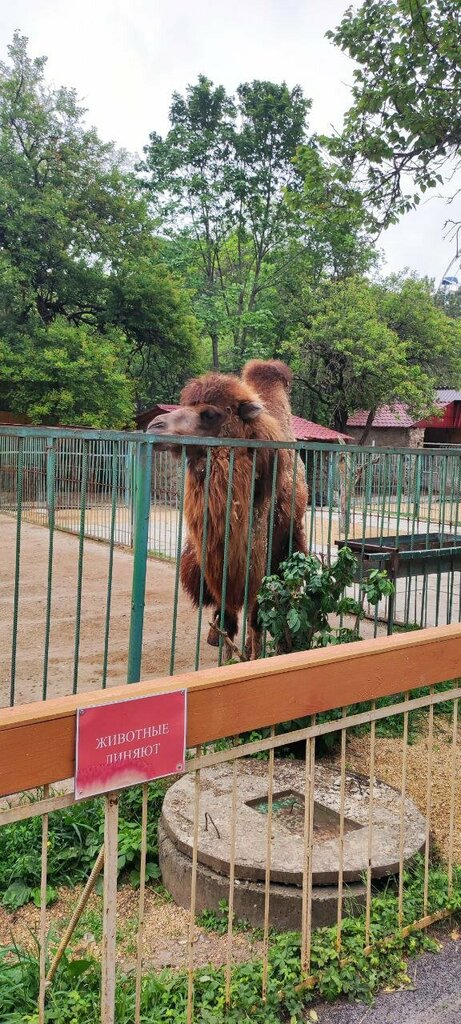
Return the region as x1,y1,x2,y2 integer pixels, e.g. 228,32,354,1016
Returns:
291,416,351,442
347,403,416,428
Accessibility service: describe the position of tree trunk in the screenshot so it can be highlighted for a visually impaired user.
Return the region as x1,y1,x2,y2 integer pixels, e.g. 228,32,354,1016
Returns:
358,408,376,446
334,407,348,434
211,333,220,371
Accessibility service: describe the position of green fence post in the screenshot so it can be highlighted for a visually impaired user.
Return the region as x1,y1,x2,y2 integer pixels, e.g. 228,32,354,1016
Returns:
127,440,152,684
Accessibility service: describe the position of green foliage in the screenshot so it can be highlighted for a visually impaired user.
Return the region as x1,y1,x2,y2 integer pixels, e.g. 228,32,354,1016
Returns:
197,899,263,938
292,145,376,281
326,0,461,226
0,781,166,910
0,859,459,1022
0,319,134,427
109,256,202,409
375,274,461,388
0,33,200,422
257,547,394,654
287,275,455,432
141,75,314,367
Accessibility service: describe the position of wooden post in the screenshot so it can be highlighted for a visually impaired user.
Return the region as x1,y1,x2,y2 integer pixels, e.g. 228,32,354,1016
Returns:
101,792,119,1024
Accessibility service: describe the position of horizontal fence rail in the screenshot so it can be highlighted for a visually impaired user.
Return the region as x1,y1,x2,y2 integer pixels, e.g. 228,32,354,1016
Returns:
3,426,461,708
1,628,461,1022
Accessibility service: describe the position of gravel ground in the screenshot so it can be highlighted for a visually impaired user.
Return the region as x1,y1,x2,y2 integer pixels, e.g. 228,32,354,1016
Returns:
335,721,461,863
311,931,461,1023
0,883,263,971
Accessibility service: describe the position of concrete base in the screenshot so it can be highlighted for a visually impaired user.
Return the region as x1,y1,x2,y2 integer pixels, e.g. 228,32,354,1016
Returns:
158,822,367,931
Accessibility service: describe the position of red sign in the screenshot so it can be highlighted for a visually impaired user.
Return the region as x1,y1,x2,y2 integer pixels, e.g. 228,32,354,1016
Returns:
75,690,187,800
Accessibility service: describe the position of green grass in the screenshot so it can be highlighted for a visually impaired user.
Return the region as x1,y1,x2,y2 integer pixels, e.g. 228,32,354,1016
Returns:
1,859,460,1023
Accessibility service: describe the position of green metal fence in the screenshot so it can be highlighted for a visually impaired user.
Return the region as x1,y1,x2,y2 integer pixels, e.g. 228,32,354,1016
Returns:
2,425,461,709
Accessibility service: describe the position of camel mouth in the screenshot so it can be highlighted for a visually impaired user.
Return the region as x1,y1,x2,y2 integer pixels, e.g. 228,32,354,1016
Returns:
146,417,179,448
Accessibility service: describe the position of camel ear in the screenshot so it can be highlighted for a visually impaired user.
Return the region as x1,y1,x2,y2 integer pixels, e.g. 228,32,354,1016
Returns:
238,400,263,421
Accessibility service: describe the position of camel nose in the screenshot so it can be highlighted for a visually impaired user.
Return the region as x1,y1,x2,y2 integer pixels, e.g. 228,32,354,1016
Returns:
147,416,166,433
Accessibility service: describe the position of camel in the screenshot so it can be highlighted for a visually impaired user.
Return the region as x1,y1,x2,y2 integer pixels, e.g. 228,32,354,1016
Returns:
242,359,308,569
147,363,307,659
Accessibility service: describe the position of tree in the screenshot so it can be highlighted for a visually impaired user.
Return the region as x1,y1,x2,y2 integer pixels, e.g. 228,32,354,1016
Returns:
140,76,311,367
327,0,461,226
0,34,149,328
108,256,202,409
291,144,376,281
374,274,461,385
0,33,200,421
288,276,449,433
0,319,133,427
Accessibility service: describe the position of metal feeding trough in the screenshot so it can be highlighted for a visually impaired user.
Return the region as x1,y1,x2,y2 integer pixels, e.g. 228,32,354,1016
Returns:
336,533,461,633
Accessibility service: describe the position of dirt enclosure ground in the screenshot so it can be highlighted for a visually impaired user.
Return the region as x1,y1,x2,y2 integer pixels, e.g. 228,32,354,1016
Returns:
0,516,219,708
0,514,392,709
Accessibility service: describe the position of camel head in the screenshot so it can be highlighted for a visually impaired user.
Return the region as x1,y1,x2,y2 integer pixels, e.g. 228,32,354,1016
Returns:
146,373,264,451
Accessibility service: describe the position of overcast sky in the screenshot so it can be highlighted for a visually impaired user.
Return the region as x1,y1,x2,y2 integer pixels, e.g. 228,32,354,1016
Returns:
0,0,458,285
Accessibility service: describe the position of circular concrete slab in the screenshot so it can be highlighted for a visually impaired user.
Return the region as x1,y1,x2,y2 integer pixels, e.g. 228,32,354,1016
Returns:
158,820,368,931
161,759,426,886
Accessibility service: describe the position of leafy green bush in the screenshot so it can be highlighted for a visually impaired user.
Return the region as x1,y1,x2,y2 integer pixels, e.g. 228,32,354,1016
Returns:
0,781,167,910
258,548,394,654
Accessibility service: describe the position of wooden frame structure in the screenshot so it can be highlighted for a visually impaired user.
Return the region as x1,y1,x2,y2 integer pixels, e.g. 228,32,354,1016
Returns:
2,624,461,798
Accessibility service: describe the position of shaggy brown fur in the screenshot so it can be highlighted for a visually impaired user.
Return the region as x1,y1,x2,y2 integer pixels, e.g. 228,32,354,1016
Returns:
242,359,294,437
147,372,288,659
242,359,308,571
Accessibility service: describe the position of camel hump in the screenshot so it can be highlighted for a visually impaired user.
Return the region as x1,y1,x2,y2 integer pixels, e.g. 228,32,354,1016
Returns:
242,359,293,391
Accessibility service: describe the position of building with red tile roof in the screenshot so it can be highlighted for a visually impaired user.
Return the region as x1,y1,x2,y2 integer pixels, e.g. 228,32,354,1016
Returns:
346,391,461,447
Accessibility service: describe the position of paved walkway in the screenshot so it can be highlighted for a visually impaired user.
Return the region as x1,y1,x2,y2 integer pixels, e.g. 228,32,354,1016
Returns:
312,936,461,1023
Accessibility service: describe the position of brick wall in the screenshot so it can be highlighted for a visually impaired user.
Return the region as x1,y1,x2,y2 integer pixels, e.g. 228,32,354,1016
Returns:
347,427,425,448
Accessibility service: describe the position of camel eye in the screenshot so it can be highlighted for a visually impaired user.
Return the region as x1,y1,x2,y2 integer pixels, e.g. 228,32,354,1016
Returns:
200,406,223,424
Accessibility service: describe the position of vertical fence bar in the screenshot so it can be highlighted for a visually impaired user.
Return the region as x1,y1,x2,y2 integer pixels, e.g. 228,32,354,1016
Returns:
127,441,153,684
448,698,459,897
262,729,275,1001
261,453,279,658
365,704,376,946
72,441,89,695
9,436,24,706
135,783,149,1024
42,441,56,700
187,749,202,1024
309,451,317,553
240,450,257,656
423,693,435,916
102,792,119,1024
301,727,316,978
194,451,212,671
225,757,238,1007
288,449,299,557
169,447,187,676
102,444,119,689
218,449,235,666
336,714,347,950
398,693,409,928
38,785,50,1023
